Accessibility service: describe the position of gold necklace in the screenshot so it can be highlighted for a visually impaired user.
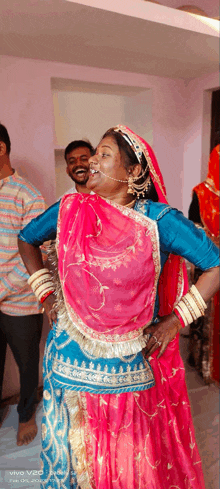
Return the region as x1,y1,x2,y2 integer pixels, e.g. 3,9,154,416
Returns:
100,195,136,208
125,199,136,208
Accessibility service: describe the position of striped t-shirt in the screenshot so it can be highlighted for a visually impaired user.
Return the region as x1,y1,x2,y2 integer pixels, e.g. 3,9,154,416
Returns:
0,171,46,316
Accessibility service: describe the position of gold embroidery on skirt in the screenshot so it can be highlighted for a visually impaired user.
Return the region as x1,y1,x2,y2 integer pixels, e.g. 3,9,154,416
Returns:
65,391,94,489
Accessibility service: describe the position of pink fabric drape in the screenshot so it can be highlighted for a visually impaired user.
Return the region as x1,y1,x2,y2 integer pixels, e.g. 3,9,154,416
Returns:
58,193,160,343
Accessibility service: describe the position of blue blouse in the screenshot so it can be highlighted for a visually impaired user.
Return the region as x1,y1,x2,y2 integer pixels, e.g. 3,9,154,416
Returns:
19,198,219,273
18,199,219,395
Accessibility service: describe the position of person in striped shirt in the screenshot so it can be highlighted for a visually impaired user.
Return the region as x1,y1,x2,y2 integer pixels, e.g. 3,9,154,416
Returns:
0,124,46,446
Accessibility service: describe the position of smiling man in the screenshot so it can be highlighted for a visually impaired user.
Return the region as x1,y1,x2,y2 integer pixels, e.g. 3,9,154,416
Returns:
64,140,94,195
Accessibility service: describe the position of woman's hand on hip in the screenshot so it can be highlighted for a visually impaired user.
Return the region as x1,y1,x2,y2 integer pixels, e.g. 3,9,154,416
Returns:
42,293,57,328
143,313,182,359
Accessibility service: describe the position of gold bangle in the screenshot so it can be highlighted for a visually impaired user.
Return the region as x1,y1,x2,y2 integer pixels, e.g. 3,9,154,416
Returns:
190,285,207,309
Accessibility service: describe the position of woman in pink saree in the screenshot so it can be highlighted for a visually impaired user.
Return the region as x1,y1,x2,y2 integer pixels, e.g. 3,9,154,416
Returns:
18,126,219,489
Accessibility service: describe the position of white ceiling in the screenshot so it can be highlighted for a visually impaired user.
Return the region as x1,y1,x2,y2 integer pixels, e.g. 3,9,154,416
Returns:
0,0,219,79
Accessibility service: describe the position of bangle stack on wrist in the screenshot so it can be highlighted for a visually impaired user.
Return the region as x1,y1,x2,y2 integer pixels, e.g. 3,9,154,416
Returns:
173,285,207,327
28,268,55,304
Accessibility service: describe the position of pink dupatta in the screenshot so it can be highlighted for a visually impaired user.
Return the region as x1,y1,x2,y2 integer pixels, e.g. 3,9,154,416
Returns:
57,192,161,357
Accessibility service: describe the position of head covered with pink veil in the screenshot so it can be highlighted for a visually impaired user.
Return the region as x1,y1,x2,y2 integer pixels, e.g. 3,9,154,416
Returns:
103,124,189,315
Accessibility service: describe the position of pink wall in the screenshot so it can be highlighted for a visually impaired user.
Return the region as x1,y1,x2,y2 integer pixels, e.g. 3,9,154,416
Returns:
1,57,56,205
1,55,218,215
0,55,187,208
182,71,219,215
0,54,218,398
152,78,186,206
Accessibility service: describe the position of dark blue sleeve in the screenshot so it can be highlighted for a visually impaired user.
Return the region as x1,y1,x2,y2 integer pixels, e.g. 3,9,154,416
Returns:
156,208,219,271
18,201,60,246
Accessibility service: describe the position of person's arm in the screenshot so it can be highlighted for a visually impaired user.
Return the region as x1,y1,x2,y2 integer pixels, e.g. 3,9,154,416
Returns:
145,209,219,359
0,196,46,302
18,201,60,325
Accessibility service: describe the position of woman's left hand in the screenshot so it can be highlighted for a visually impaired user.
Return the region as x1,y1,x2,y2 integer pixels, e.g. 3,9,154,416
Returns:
143,313,182,359
43,293,57,328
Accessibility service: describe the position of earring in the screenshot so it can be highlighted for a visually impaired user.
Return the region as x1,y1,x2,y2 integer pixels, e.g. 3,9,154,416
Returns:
127,175,135,194
127,175,151,198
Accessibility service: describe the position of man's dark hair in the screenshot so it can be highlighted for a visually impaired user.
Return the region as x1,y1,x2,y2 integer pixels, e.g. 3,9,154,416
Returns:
0,124,11,155
64,140,94,161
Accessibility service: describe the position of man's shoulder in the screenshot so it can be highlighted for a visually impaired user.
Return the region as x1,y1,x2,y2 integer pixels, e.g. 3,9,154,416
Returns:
12,172,44,201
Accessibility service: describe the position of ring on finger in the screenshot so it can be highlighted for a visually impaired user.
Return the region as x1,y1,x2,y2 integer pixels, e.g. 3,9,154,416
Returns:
152,335,158,342
152,335,162,346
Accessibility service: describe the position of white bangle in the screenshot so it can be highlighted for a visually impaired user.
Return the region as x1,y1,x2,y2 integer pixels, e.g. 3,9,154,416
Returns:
33,282,54,299
181,294,200,320
28,268,50,286
174,285,207,327
175,304,188,326
178,301,194,324
28,268,55,301
32,277,53,293
38,286,55,302
190,285,207,310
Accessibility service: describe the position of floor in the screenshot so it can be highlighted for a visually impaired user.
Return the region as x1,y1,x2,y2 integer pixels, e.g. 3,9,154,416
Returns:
0,336,219,489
